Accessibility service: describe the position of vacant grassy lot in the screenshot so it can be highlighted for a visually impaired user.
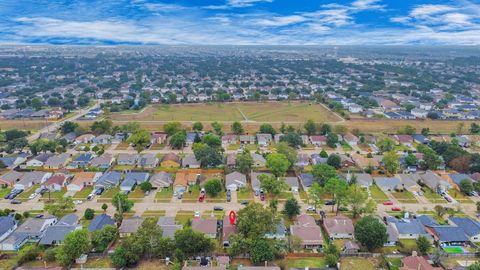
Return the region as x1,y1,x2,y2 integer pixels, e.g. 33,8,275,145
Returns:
111,101,342,123
340,257,378,270
286,257,327,269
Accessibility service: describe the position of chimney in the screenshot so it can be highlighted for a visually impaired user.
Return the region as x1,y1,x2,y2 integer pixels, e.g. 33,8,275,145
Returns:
412,251,417,257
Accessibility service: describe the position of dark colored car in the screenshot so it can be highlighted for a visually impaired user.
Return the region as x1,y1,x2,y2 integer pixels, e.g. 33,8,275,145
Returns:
240,200,249,205
10,200,22,204
325,200,336,205
214,206,223,211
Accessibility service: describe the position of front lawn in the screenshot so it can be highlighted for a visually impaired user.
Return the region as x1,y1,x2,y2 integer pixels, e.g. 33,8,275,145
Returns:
115,142,129,150
155,187,173,202
128,188,145,201
16,184,40,201
142,210,166,219
286,258,327,269
369,184,389,201
176,210,194,225
391,190,417,203
205,191,227,203
202,210,225,219
73,186,94,200
40,188,66,202
182,185,200,202
277,191,294,201
227,144,241,151
341,142,353,151
340,257,377,270
423,188,445,203
100,187,120,198
0,187,12,198
448,189,473,204
237,187,254,202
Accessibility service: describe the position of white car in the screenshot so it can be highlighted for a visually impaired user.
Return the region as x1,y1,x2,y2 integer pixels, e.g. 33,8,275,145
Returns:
194,211,200,218
28,193,38,200
74,200,83,205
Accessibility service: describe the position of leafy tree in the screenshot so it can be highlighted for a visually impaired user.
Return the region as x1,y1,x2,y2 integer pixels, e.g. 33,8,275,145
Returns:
327,154,341,169
326,132,338,148
324,244,340,267
459,179,474,195
354,216,388,251
110,235,143,267
319,123,331,135
304,119,316,136
236,151,253,173
236,203,275,239
325,178,348,214
231,121,244,135
56,229,91,266
169,131,186,149
202,133,221,148
471,123,480,134
259,123,276,135
421,128,430,136
280,132,303,148
416,236,431,255
174,228,215,260
204,179,222,197
405,154,418,167
283,198,301,219
383,151,400,174
17,244,41,264
44,197,74,216
163,122,182,136
312,164,337,186
139,181,153,193
102,203,108,212
5,129,28,141
91,120,113,135
320,150,328,158
398,125,416,135
84,208,95,220
91,225,118,252
266,153,290,177
136,217,164,259
112,192,134,213
259,174,287,196
211,121,223,135
308,182,324,209
434,205,447,219
347,185,376,218
192,122,203,132
61,121,79,134
377,137,395,152
127,129,151,153
193,143,223,167
250,240,274,264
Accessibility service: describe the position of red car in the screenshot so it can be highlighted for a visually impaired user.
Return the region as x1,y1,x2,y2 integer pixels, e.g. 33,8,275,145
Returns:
260,191,265,201
199,195,205,202
391,207,402,211
383,201,393,205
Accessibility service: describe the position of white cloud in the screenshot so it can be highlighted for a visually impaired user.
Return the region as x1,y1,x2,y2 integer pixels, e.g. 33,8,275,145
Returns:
205,0,272,9
251,15,306,27
410,4,455,17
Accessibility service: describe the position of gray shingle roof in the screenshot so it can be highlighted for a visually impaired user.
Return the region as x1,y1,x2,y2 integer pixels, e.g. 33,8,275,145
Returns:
430,226,469,242
88,214,115,232
449,217,480,237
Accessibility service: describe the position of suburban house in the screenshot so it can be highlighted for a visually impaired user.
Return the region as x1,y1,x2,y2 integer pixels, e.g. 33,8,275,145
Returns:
1,214,57,251
374,176,402,192
138,153,159,168
449,217,480,243
294,154,309,167
387,217,431,240
274,134,284,144
425,225,469,246
285,177,299,193
311,154,327,165
400,253,443,270
343,133,359,146
92,134,113,144
0,171,23,187
120,172,150,192
157,217,183,239
385,223,399,247
67,172,102,192
420,171,451,193
225,171,247,191
90,153,115,169
251,172,272,194
251,153,266,167
222,216,236,247
397,174,422,193
45,174,69,191
151,132,168,144
26,153,54,167
74,133,95,144
161,153,181,168
299,173,314,190
345,173,373,187
174,172,199,193
226,153,236,168
256,133,273,147
182,154,201,168
323,215,354,240
150,172,173,189
192,218,217,238
290,214,323,249
15,172,52,190
443,173,474,190
351,153,380,169
69,153,93,168
119,216,144,237
265,219,286,240
44,153,71,169
117,153,138,166
413,134,430,144
239,135,255,144
310,135,326,146
0,216,17,242
95,171,122,190
0,154,28,169
393,135,413,147
88,214,115,232
39,214,81,246
221,134,237,146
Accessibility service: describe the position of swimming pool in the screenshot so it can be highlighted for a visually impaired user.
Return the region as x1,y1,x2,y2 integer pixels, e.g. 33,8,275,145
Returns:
443,246,465,253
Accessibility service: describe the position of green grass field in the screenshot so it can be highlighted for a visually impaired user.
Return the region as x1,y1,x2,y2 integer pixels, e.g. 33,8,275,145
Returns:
423,188,446,203
73,186,93,200
155,187,173,202
369,184,389,201
391,191,417,203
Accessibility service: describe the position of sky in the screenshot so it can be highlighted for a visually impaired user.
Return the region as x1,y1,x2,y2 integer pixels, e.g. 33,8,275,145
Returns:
0,0,480,45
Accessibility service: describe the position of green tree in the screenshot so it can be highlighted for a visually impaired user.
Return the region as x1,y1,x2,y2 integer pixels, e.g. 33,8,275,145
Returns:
136,217,164,259
236,151,253,174
405,154,418,167
250,240,274,264
416,236,431,255
231,121,244,135
325,178,348,214
308,182,324,209
319,123,331,135
174,228,215,260
61,121,79,134
102,203,108,212
110,236,143,267
259,123,276,136
276,142,297,168
320,150,328,158
164,122,182,136
44,197,74,216
283,198,301,219
56,229,91,266
259,174,288,196
326,132,338,148
91,225,118,252
112,192,134,214
84,208,95,220
202,133,221,148
304,119,316,136
266,153,290,177
280,132,303,148
312,164,337,186
204,179,223,197
459,179,474,195
192,143,223,167
236,203,275,239
91,119,113,135
347,185,376,218
327,154,341,169
354,216,388,251
169,131,186,149
324,244,340,267
17,245,41,264
127,129,151,153
383,151,400,174
139,181,153,193
377,137,395,152
192,122,203,132
211,121,223,135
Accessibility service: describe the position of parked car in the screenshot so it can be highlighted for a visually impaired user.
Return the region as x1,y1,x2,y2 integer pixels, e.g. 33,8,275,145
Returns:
391,207,401,211
86,194,94,201
226,190,231,202
260,190,265,201
213,206,223,211
383,201,393,205
325,200,336,206
28,193,38,200
94,187,104,196
240,200,249,205
10,200,21,204
199,195,205,203
194,211,200,218
306,206,316,212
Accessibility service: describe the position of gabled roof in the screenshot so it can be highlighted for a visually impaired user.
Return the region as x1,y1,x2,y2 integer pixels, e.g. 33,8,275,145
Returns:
299,173,314,187
428,225,468,242
449,217,480,237
387,218,428,235
88,214,115,232
96,171,122,187
323,215,354,235
162,152,180,163
39,225,77,245
192,218,217,235
119,216,144,234
225,171,247,186
182,154,200,167
401,255,443,270
0,216,17,236
417,215,438,227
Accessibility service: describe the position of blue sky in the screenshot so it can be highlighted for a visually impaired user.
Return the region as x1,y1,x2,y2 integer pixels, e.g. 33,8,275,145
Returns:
0,0,479,45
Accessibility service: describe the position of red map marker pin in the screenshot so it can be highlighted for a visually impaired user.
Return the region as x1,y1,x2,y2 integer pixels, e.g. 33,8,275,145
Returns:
229,210,236,225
